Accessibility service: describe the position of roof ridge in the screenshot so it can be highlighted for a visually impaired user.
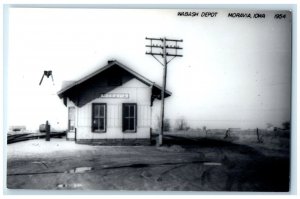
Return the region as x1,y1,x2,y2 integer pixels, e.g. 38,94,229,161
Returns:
58,60,160,97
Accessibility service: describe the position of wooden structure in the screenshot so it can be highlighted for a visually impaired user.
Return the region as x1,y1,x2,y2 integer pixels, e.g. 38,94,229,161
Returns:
57,60,171,145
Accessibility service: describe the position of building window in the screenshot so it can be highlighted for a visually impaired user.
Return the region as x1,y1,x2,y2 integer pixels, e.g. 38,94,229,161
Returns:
68,107,75,131
92,103,107,132
122,103,137,132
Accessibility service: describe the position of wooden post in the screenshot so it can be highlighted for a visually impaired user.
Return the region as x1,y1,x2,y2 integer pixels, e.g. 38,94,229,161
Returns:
256,128,263,143
45,121,50,141
158,37,168,146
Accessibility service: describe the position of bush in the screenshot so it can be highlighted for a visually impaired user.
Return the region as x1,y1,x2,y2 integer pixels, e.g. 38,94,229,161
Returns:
282,121,290,130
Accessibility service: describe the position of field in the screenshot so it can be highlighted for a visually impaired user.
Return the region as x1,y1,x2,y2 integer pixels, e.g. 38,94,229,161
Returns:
6,129,290,192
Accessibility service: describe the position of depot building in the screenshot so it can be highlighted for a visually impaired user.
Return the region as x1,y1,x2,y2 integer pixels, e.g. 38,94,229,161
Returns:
57,60,171,145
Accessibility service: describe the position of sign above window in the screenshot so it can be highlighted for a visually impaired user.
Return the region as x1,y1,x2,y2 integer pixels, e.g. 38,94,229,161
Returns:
99,93,129,99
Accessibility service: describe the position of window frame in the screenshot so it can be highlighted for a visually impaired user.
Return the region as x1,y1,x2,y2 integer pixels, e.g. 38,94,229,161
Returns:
92,103,107,133
122,103,137,133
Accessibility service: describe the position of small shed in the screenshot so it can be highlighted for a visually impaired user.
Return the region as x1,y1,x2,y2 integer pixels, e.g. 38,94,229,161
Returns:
57,60,171,144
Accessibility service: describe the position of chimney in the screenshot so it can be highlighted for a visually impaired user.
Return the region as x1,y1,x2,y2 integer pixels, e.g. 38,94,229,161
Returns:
108,59,116,64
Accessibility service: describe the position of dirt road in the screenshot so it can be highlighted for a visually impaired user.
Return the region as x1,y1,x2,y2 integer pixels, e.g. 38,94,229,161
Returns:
6,136,290,191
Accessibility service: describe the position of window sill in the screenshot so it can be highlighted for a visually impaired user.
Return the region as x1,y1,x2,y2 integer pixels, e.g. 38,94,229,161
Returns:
123,130,137,133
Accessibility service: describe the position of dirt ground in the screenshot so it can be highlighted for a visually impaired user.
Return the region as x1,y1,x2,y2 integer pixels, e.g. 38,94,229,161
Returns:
6,133,290,192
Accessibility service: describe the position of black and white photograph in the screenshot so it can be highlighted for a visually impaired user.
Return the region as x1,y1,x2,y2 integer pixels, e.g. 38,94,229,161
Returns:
4,6,293,192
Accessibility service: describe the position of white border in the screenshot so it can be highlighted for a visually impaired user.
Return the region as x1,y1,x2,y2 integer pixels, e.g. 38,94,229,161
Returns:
1,0,298,198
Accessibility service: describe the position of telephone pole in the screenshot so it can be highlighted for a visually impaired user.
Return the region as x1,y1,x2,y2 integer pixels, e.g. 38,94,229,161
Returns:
145,37,183,146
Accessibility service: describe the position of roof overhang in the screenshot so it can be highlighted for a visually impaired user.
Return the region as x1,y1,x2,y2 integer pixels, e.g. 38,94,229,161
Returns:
57,60,172,101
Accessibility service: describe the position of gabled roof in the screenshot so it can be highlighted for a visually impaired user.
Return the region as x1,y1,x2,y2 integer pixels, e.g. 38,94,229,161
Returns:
57,60,172,98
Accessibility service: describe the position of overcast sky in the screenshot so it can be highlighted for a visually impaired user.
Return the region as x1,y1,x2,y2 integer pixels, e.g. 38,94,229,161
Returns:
7,8,292,130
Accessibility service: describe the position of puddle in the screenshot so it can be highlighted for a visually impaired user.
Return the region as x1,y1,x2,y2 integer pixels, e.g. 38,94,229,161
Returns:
65,167,94,173
57,183,83,189
203,162,222,166
32,161,44,164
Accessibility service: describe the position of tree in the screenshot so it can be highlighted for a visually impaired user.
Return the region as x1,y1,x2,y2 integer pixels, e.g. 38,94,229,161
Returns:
175,118,190,131
163,119,171,132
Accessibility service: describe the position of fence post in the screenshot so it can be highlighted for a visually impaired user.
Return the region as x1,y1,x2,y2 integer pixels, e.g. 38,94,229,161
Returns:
256,128,263,143
224,128,230,139
45,121,50,141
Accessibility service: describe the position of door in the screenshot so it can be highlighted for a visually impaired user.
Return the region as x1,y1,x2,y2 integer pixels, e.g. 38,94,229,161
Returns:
68,107,75,131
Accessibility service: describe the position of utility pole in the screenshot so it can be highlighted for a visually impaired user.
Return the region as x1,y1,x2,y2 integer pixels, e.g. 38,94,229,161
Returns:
145,37,183,146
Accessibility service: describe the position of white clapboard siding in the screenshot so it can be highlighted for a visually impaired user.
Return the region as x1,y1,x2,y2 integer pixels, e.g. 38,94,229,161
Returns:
71,78,152,140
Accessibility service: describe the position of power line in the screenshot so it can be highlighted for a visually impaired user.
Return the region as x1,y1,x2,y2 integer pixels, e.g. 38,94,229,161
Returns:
145,37,183,146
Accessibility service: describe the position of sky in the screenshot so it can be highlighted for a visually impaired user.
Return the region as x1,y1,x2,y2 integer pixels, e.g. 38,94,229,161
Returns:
6,8,292,130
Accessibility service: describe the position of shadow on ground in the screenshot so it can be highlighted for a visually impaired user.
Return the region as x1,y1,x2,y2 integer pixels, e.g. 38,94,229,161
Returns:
152,134,290,191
